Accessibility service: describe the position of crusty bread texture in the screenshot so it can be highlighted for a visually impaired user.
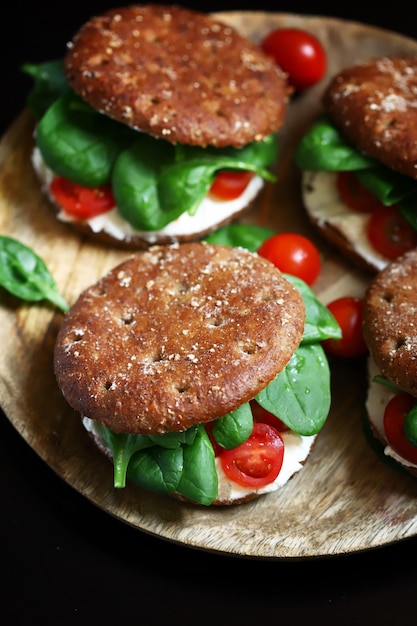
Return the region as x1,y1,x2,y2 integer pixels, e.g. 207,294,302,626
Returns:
54,242,305,434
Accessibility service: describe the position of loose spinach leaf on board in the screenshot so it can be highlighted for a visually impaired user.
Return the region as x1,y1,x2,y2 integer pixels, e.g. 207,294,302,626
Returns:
0,236,69,312
255,343,331,436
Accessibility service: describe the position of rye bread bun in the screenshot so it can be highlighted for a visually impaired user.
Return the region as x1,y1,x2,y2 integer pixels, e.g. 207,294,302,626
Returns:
64,4,289,148
54,241,307,505
301,57,417,274
54,242,305,435
363,248,417,398
323,57,417,179
363,249,417,476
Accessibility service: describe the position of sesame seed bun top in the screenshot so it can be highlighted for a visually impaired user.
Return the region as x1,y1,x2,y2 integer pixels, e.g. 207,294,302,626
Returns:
54,242,305,434
323,57,417,179
64,4,290,148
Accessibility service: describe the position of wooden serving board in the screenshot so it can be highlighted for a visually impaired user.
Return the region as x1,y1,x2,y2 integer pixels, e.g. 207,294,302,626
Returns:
2,12,417,559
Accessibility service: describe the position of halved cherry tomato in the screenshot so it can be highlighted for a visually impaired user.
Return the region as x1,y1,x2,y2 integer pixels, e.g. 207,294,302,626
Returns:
257,232,321,285
322,296,368,359
366,205,417,260
220,422,284,488
384,392,417,465
249,399,288,432
336,171,385,214
261,28,327,91
209,170,253,201
50,176,115,219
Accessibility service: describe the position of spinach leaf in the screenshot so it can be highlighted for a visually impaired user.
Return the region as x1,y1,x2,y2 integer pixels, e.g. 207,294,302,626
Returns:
284,274,342,343
21,59,69,119
127,446,184,495
113,134,278,230
98,425,154,488
398,192,417,232
176,425,218,506
148,425,198,448
0,236,69,312
356,167,417,206
212,403,253,450
295,116,376,171
204,223,274,250
36,92,135,187
255,343,331,436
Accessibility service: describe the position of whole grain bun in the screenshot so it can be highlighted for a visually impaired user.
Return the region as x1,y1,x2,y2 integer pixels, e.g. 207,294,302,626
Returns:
54,242,305,435
64,4,290,148
363,248,417,398
323,57,417,179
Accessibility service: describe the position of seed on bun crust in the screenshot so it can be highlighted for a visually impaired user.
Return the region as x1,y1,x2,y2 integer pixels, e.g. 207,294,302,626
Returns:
64,4,289,148
54,242,305,435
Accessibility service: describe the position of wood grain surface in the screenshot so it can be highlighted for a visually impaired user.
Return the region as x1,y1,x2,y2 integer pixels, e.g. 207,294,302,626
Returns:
2,12,417,559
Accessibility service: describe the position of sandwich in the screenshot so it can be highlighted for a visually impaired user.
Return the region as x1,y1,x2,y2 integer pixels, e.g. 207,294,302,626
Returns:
294,56,417,274
363,247,417,476
53,241,341,505
22,4,290,249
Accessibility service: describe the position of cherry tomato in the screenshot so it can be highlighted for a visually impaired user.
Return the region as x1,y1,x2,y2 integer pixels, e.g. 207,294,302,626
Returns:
257,232,321,285
220,422,284,488
209,170,253,201
322,296,368,359
336,171,385,214
50,176,115,219
384,392,417,465
366,205,417,261
261,28,327,90
249,399,288,432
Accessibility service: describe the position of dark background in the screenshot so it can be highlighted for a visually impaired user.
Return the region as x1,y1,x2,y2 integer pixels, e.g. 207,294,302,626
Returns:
2,2,417,624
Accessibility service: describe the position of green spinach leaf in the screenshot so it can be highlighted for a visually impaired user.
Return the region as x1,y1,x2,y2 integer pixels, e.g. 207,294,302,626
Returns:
36,92,135,187
204,223,274,250
21,59,69,119
255,343,331,436
284,274,342,343
212,403,253,450
295,116,376,171
0,236,69,312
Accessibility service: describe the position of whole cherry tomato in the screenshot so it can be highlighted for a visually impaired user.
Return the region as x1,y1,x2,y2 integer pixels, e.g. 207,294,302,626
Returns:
384,392,417,465
366,205,417,261
257,232,321,285
322,296,368,359
209,170,253,201
220,422,284,488
261,27,327,90
50,176,115,219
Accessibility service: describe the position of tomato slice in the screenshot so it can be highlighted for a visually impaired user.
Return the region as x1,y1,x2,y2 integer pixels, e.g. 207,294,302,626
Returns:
366,204,417,260
209,170,253,201
257,232,321,286
384,392,417,465
322,296,368,359
220,422,284,488
336,171,385,214
50,176,115,219
249,399,288,432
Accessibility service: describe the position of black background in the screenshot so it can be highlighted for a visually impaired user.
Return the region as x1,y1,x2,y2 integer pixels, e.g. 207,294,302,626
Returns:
2,2,417,624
